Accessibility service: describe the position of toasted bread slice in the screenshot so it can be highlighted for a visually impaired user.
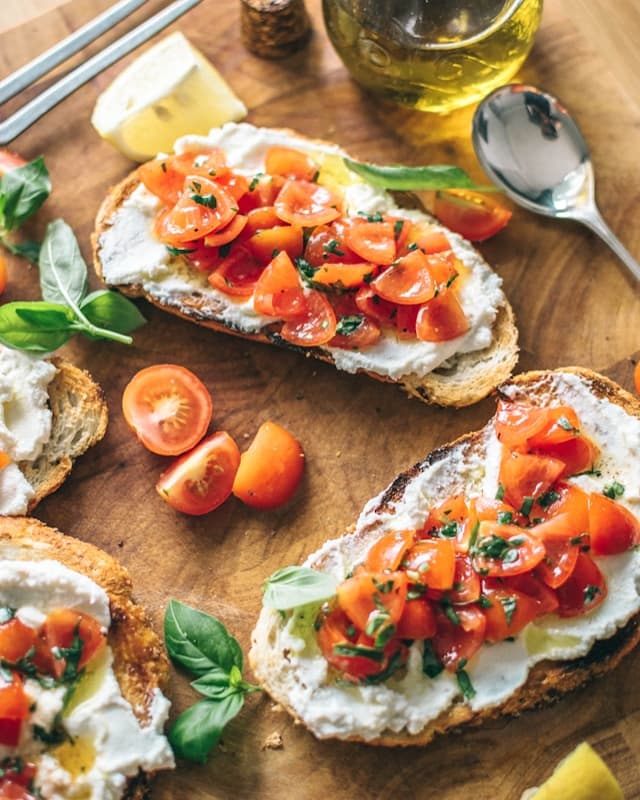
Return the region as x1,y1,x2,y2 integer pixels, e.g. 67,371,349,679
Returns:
16,356,108,512
91,124,518,407
0,515,173,798
250,368,640,746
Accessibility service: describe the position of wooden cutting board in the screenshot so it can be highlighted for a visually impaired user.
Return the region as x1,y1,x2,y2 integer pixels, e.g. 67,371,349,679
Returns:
2,0,640,797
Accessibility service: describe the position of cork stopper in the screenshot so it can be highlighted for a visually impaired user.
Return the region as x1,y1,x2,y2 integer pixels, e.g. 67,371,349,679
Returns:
240,0,311,59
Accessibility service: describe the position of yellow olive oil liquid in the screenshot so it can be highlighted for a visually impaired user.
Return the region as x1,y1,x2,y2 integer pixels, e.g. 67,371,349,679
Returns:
323,0,543,113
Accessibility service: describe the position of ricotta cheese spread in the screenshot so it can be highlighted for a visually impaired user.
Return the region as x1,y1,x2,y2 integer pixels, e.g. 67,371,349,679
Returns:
98,122,506,381
0,559,174,799
0,348,57,515
254,372,640,740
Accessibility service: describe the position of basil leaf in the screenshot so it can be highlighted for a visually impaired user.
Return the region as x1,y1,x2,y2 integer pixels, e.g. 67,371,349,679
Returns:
335,315,363,336
1,238,41,263
191,666,260,700
343,158,495,192
169,694,244,763
262,566,338,610
80,290,146,335
0,157,51,231
165,600,243,676
0,301,75,352
39,219,88,307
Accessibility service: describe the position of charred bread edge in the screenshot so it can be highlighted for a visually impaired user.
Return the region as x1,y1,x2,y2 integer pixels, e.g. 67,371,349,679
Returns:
0,516,170,797
251,367,640,746
92,159,518,408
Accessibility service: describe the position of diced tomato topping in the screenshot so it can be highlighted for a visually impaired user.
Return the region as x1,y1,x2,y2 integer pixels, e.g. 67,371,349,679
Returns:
527,407,582,448
0,672,30,747
344,220,397,266
214,172,250,202
238,175,285,213
311,261,377,290
394,304,420,339
504,573,559,616
265,147,318,182
364,530,415,573
555,553,607,618
208,248,264,297
246,225,303,264
371,249,436,305
274,180,341,227
253,251,306,319
155,176,237,245
535,436,600,478
481,582,541,642
240,206,281,240
537,482,590,533
414,230,451,255
403,539,456,590
280,291,337,347
336,572,408,631
138,148,228,206
329,313,381,350
589,493,640,555
41,609,106,680
0,618,38,664
354,286,397,327
316,609,390,681
304,224,358,266
183,240,222,273
433,605,486,672
422,251,459,289
472,522,546,577
495,401,552,450
415,290,470,342
433,189,512,242
203,214,248,247
500,451,566,512
449,554,481,604
396,598,437,640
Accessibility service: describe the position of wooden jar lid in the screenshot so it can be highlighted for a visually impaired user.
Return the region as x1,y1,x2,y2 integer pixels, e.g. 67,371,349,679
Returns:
240,0,312,59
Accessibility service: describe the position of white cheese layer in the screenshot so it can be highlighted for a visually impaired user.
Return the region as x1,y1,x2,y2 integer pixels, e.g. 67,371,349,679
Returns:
99,122,506,381
0,560,174,799
0,347,57,515
255,372,640,740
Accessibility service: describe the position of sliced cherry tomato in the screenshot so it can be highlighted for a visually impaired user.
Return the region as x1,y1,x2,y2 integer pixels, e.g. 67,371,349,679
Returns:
504,573,559,615
280,291,337,347
481,582,541,642
396,598,437,639
371,250,436,305
156,176,237,245
422,495,469,535
232,421,304,510
265,147,317,182
208,247,264,297
422,251,458,288
555,552,607,618
275,180,341,227
311,261,376,289
494,401,551,450
0,150,27,176
253,251,306,319
403,539,456,590
246,225,303,264
304,224,357,266
0,255,7,296
42,609,106,679
354,286,397,327
414,230,451,255
0,762,36,795
535,535,580,589
472,521,546,577
122,364,212,456
433,190,512,242
336,571,408,630
156,431,241,515
526,407,582,448
203,213,248,247
238,175,285,213
589,493,640,555
0,672,29,747
534,436,600,478
433,605,486,672
344,220,397,265
415,290,469,342
474,496,520,524
394,304,420,339
364,530,415,573
329,313,381,350
316,608,392,681
214,172,250,202
0,618,37,663
449,554,481,604
239,206,281,241
139,149,228,206
183,240,222,273
0,779,38,800
500,451,566,512
536,481,590,533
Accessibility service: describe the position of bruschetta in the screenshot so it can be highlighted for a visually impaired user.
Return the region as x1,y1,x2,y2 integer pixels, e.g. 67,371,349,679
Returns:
250,368,640,745
92,123,518,407
0,347,108,516
0,516,174,798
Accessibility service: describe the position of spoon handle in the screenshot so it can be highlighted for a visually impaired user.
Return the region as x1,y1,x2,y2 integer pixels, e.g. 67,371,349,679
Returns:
570,206,640,282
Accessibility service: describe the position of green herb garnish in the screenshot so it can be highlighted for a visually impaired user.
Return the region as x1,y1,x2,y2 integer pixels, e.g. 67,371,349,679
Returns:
343,158,495,192
603,481,625,499
335,315,363,336
500,596,517,626
262,566,338,610
422,641,444,678
583,584,601,605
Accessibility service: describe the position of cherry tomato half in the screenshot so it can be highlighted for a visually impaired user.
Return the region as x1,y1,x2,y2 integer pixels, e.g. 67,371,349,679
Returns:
122,365,213,456
41,609,106,679
156,432,241,515
433,190,512,242
232,421,305,510
0,150,27,176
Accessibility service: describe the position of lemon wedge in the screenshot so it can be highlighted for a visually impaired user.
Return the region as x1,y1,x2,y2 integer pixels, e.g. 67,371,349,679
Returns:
91,31,247,162
524,742,624,800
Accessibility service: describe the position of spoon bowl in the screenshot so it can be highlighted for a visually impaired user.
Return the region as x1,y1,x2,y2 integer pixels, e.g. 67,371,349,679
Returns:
472,83,640,281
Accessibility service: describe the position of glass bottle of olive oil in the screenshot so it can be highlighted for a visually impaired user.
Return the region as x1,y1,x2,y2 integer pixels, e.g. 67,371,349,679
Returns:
322,0,543,113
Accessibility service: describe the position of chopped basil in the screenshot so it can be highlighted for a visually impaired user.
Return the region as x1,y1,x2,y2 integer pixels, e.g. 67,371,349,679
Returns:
407,242,419,252
477,595,493,609
570,533,589,547
583,584,601,604
248,172,263,191
520,496,534,517
473,534,522,563
373,578,394,594
445,273,458,288
438,521,458,539
393,219,404,239
362,648,404,684
333,643,385,662
442,602,460,626
500,596,517,626
0,607,15,624
468,520,480,551
407,585,426,600
294,256,319,283
218,243,232,258
497,511,513,525
323,239,344,257
495,484,505,501
538,488,561,509
335,315,363,336
357,210,383,223
166,245,197,256
557,415,579,433
346,624,356,638
456,665,476,700
422,641,444,678
603,481,625,499
33,722,68,745
190,193,218,209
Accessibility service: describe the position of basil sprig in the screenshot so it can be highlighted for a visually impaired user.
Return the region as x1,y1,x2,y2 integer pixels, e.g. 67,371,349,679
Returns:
0,156,51,260
343,157,497,192
0,220,145,352
262,566,338,610
164,600,261,763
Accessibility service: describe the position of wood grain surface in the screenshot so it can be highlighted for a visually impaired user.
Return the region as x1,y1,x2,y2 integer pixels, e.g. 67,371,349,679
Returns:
1,0,640,798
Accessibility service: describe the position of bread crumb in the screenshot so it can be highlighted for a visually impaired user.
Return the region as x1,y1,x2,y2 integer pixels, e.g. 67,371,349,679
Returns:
262,732,284,750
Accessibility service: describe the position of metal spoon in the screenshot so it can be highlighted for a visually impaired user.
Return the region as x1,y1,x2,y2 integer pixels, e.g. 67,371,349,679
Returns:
472,83,640,282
